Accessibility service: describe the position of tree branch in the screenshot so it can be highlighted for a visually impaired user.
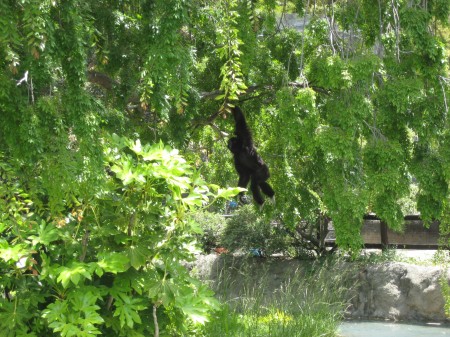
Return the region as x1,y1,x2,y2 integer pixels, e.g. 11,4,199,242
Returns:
194,82,330,136
200,82,329,101
86,70,329,132
79,229,90,262
296,226,321,248
153,304,160,337
87,70,117,90
200,84,271,100
128,212,136,236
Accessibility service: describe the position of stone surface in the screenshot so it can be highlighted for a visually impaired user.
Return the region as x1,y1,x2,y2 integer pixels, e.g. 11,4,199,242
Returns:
349,262,448,322
191,254,450,322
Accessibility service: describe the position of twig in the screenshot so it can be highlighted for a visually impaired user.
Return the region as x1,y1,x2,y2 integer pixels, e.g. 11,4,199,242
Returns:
276,0,288,32
363,120,386,140
30,74,35,104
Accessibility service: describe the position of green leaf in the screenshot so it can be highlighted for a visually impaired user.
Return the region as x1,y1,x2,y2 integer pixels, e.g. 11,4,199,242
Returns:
141,145,164,162
97,252,130,273
113,293,146,329
130,139,142,155
216,187,244,199
179,301,210,324
0,300,33,331
175,283,219,324
126,245,151,270
28,220,60,246
0,242,30,263
182,193,203,207
161,281,176,307
56,263,94,288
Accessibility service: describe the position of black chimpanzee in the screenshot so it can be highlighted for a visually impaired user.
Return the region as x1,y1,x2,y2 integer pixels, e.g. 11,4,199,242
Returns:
227,106,275,205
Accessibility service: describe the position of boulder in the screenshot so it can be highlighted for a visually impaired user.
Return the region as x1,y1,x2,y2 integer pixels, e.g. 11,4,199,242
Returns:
349,262,448,321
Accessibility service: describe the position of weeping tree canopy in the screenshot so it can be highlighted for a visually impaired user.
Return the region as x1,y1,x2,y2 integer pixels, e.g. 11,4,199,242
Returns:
0,0,449,333
1,0,449,245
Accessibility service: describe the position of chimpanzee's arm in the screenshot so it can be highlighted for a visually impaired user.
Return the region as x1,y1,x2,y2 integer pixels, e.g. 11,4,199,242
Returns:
232,106,253,148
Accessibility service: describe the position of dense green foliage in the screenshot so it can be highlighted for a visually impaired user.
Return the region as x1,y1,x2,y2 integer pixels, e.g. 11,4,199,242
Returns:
0,0,449,335
0,135,240,335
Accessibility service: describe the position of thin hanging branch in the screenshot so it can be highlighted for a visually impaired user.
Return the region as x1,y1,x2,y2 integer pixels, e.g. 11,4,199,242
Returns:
298,0,311,80
200,84,270,100
276,0,289,32
439,76,449,115
391,0,401,61
153,304,160,337
328,0,337,56
201,82,328,102
376,0,384,58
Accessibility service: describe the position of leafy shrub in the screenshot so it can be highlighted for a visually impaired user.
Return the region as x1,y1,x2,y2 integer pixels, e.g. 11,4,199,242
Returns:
221,205,291,256
190,210,228,253
0,137,240,337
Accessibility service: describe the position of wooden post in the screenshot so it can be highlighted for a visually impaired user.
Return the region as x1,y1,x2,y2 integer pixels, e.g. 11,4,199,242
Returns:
380,221,389,250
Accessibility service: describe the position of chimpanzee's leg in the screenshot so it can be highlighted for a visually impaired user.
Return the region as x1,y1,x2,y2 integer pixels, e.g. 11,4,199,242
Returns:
259,181,275,198
237,173,251,203
250,176,264,205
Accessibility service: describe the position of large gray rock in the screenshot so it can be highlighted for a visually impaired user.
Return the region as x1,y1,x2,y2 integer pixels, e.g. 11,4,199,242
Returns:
349,262,449,321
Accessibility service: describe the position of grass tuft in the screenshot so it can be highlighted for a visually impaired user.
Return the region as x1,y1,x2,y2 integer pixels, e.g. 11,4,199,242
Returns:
201,257,352,337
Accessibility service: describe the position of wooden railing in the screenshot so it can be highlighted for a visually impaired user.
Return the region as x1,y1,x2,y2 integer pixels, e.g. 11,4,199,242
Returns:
326,214,445,249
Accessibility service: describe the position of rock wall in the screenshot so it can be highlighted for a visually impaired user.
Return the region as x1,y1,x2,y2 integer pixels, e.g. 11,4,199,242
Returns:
192,255,450,322
349,263,449,322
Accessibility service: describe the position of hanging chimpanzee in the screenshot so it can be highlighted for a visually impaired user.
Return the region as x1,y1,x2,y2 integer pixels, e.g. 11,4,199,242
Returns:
227,106,275,205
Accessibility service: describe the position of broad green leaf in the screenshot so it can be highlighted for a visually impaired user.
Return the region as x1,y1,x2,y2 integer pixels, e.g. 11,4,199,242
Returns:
216,187,244,199
126,245,151,270
57,263,93,288
97,252,130,273
161,282,176,307
28,220,59,246
130,139,142,155
113,293,146,329
0,242,30,263
182,193,203,207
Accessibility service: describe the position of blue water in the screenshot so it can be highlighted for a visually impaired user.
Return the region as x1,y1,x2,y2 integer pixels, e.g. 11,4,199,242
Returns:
339,321,450,337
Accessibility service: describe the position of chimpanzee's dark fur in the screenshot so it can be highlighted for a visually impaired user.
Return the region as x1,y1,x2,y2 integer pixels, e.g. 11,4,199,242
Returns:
228,106,275,205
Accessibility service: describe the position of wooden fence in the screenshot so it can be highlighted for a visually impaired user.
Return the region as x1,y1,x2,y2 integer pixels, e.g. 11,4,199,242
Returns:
326,215,445,249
